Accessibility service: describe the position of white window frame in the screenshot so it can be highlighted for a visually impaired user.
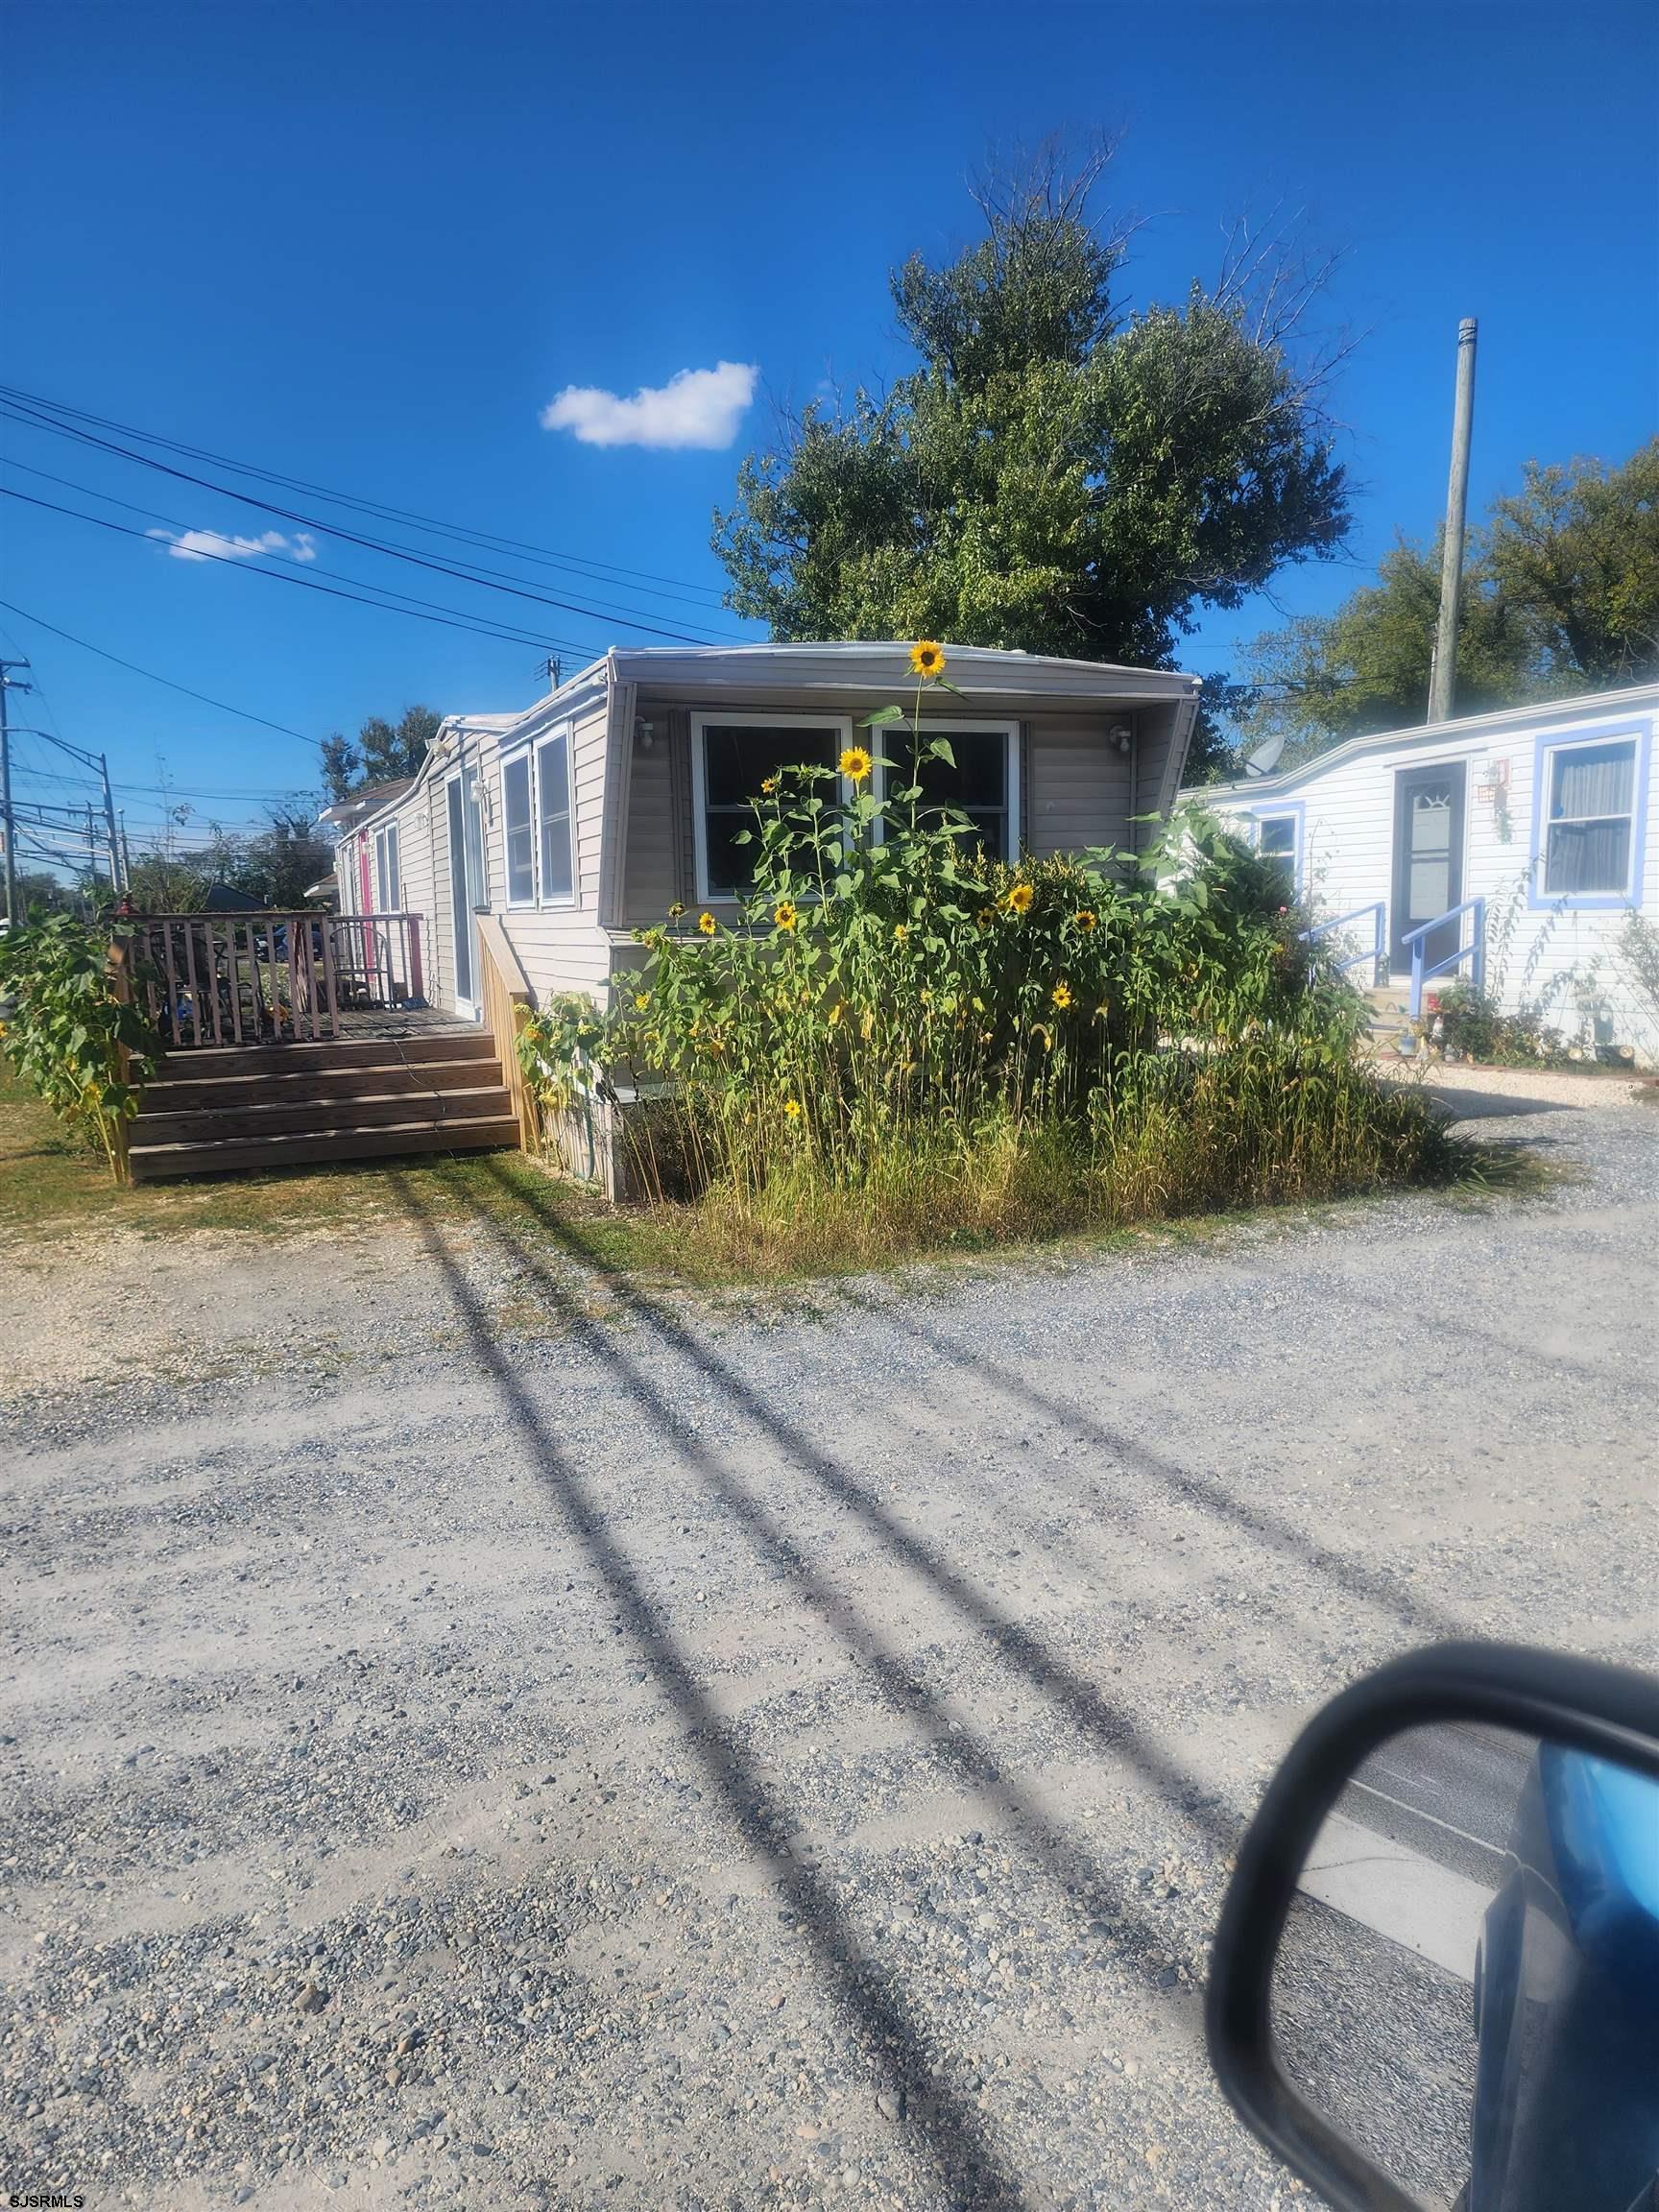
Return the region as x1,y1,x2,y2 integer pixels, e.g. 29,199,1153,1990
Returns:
874,717,1022,862
1535,729,1644,907
498,747,538,909
1250,807,1302,898
689,709,854,903
533,722,577,908
373,821,400,912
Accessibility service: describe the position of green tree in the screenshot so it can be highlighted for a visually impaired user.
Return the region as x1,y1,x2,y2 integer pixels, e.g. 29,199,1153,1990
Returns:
14,869,74,917
1217,440,1659,774
321,705,443,799
320,731,360,804
713,155,1351,683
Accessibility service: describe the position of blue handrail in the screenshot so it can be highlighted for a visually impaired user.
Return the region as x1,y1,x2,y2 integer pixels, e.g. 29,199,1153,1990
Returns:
1402,896,1486,1019
1303,902,1387,988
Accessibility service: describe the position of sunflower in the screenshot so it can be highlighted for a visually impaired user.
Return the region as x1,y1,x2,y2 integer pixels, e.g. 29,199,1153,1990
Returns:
1004,882,1034,916
774,900,799,932
698,911,717,936
839,745,874,783
893,921,909,941
1073,908,1097,931
760,774,780,795
975,905,997,930
782,1097,804,1119
667,902,685,920
909,639,947,679
633,991,650,1012
1051,981,1072,1010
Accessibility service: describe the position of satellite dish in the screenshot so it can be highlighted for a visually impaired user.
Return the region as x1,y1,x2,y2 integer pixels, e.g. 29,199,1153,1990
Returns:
1243,733,1286,778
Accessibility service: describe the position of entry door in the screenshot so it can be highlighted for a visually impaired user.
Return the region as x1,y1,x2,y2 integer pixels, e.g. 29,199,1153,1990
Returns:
445,771,485,1017
1391,763,1465,974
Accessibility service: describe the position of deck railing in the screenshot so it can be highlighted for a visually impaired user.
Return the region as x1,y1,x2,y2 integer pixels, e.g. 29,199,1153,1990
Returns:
1302,902,1388,988
128,910,425,1048
1404,897,1486,1020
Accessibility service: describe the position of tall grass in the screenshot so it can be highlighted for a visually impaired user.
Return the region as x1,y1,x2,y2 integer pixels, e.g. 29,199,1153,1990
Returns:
519,711,1463,1275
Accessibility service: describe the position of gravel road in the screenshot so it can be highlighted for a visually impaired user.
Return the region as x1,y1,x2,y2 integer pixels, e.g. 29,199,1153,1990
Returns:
2,1093,1654,2211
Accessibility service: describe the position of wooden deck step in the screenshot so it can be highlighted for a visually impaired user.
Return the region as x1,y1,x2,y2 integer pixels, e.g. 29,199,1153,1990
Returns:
128,1114,522,1181
132,1085,515,1147
153,1032,491,1080
142,1058,504,1112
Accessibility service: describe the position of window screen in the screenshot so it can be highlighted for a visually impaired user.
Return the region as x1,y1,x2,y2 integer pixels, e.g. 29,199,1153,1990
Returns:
1545,739,1636,896
503,755,535,903
700,723,839,895
1257,815,1297,892
883,731,1013,859
537,732,573,902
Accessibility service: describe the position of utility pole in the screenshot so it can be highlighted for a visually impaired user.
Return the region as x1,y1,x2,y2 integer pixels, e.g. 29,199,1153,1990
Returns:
84,805,102,894
1429,317,1479,725
119,810,132,888
0,657,31,926
100,753,124,891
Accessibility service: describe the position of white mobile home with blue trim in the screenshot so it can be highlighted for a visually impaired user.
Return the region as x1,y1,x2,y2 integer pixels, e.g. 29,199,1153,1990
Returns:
1203,685,1659,1064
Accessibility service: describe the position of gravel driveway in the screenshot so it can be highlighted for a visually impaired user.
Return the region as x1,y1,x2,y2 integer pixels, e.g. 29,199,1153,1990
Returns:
2,1093,1654,2212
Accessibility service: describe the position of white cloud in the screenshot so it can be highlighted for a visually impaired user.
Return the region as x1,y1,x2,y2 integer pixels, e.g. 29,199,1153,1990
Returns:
149,526,318,565
540,360,757,450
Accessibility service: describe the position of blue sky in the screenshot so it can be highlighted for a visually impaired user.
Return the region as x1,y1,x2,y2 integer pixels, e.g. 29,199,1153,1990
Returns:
3,0,1655,862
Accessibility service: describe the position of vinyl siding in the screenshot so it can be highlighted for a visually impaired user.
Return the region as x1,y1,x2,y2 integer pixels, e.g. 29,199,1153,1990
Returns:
1027,717,1134,856
1207,701,1659,1063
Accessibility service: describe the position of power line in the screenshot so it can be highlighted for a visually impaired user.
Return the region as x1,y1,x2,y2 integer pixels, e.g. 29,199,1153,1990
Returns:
0,380,733,610
0,595,320,745
1,394,734,645
1,485,618,661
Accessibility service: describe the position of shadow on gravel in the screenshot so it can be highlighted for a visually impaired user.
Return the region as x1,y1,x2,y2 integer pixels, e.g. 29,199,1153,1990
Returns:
385,1170,1030,2211
461,1160,1237,1842
882,1309,1464,1646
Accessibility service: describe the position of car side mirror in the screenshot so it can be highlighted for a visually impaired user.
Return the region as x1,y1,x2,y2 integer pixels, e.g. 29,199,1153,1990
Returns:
1205,1642,1659,2212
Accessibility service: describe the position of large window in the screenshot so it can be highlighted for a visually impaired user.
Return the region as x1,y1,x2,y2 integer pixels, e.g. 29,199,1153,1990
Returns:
1542,736,1638,897
536,727,574,903
501,753,536,904
692,713,847,898
879,724,1019,860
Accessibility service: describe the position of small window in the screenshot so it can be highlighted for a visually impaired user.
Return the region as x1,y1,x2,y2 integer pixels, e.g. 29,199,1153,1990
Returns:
502,755,535,904
1544,738,1636,896
373,823,399,910
536,729,574,903
881,727,1017,860
1256,813,1297,892
694,717,843,898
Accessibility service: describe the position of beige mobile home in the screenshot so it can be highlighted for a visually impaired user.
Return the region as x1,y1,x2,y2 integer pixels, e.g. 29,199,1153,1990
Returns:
332,642,1202,1023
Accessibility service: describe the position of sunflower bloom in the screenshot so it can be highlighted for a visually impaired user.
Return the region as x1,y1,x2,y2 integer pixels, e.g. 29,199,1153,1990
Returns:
975,905,997,930
774,900,798,932
668,902,685,920
698,911,717,936
1073,908,1097,931
1005,882,1034,916
783,1097,803,1119
633,992,650,1012
839,745,874,783
909,639,947,680
893,921,909,942
761,774,780,795
1051,981,1072,1010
